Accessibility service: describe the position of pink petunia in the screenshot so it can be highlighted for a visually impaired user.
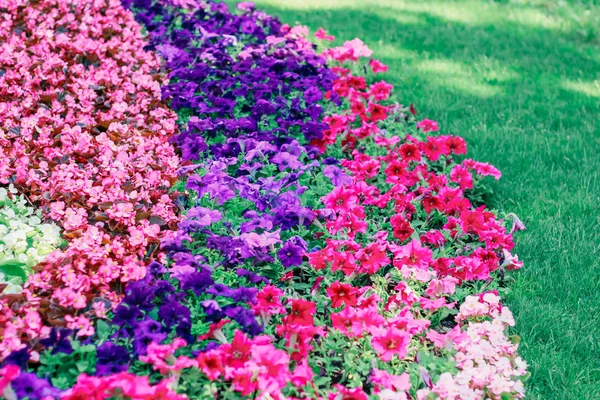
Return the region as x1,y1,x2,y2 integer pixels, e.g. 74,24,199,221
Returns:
370,59,389,73
371,327,411,362
315,27,335,41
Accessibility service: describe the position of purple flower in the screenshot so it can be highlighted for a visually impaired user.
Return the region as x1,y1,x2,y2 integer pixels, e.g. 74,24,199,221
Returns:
271,152,303,171
201,300,224,322
323,165,352,186
206,283,237,298
236,268,269,285
186,206,222,228
252,99,276,116
277,237,306,267
304,86,323,105
11,372,60,400
180,268,214,296
3,348,30,368
180,135,208,162
39,328,73,355
112,304,143,327
132,319,167,355
224,306,263,336
96,342,130,376
158,297,191,328
232,287,259,303
122,280,156,311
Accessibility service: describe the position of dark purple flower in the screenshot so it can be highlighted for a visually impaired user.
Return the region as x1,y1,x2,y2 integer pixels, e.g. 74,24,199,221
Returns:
112,304,142,327
180,136,208,162
158,297,191,328
122,280,156,311
3,348,30,368
223,306,263,336
304,86,323,105
236,268,269,285
201,300,224,322
132,319,167,355
39,328,73,355
11,372,60,400
96,342,130,376
277,238,306,267
252,99,276,116
180,268,214,296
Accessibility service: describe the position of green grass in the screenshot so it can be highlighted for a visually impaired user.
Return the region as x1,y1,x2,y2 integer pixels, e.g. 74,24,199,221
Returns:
225,0,600,398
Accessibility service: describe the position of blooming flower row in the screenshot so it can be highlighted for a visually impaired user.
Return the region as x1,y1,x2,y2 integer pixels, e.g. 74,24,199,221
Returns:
0,0,183,396
0,0,528,399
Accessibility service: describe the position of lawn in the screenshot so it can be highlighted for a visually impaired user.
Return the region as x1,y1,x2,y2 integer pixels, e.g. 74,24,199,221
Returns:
226,1,600,398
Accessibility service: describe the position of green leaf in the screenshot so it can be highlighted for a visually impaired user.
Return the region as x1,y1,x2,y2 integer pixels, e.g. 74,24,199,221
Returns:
0,259,27,282
95,319,111,341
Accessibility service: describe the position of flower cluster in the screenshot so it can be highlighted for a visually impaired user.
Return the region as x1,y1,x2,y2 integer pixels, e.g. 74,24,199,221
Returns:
0,186,64,294
0,0,180,370
0,0,528,399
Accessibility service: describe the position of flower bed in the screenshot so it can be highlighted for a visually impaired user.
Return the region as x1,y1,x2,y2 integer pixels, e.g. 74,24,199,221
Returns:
0,0,180,379
0,0,528,399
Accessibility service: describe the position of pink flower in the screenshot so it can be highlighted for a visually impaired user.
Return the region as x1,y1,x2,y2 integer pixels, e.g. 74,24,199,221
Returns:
196,350,224,380
370,59,389,73
372,369,411,392
329,384,369,400
315,27,335,41
64,315,94,337
291,359,313,387
0,365,19,393
369,81,393,101
416,119,439,133
371,327,411,361
253,285,286,318
390,239,433,271
140,338,197,375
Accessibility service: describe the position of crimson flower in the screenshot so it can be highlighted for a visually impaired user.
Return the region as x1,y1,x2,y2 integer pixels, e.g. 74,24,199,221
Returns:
284,299,316,326
326,281,358,308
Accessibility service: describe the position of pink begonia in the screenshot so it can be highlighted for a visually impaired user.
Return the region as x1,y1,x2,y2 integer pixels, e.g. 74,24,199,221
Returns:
65,315,95,337
0,0,180,359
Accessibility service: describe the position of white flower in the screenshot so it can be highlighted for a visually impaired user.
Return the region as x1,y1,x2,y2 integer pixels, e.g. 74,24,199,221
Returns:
0,191,64,293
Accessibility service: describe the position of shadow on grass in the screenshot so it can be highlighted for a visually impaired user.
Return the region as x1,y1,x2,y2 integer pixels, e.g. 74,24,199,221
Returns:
224,0,600,398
